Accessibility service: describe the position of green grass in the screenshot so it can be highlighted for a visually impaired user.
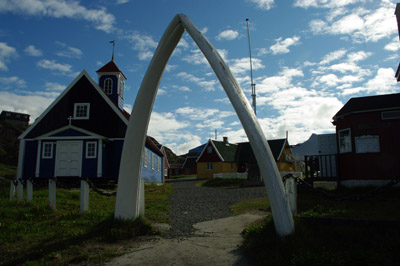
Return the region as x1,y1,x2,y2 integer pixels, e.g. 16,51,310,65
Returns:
169,174,196,179
0,163,17,177
230,197,270,215
0,178,173,265
240,186,400,266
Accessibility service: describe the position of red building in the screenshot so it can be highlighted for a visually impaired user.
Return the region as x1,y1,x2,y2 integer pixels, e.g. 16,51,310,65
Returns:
332,93,400,186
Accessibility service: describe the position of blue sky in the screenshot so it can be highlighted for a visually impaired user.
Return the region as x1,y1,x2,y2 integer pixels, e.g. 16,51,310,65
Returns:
0,0,399,155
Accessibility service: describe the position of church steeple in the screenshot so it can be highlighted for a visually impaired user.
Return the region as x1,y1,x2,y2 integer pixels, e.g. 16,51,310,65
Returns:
96,60,126,110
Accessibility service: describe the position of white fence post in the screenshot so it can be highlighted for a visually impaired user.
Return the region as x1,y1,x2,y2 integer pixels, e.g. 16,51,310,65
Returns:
9,180,16,200
285,176,297,216
80,180,89,213
26,179,33,202
49,179,56,210
17,179,24,200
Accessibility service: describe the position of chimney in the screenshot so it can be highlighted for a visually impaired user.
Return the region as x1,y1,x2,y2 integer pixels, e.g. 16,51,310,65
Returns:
223,136,228,144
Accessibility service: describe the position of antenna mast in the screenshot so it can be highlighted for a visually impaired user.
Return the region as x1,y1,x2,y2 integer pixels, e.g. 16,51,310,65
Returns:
246,18,256,116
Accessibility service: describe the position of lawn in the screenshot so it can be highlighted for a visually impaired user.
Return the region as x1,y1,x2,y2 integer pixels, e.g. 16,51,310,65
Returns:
0,177,173,265
236,185,400,266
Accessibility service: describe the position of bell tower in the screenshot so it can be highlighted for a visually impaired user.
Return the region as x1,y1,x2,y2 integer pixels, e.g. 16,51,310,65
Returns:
96,60,126,110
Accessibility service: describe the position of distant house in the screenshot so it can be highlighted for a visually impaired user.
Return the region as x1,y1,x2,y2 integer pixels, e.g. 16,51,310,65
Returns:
17,60,164,183
332,93,400,186
196,137,295,179
197,137,238,179
180,143,205,175
0,111,30,127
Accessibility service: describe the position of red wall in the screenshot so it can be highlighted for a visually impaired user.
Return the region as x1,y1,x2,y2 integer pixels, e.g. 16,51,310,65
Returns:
197,142,222,162
335,111,400,180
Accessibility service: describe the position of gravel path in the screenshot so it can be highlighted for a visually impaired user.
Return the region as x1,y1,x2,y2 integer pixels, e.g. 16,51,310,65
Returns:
166,179,267,237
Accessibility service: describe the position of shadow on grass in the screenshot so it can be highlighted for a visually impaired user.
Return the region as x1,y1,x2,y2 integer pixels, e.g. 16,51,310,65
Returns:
242,216,400,266
3,216,156,266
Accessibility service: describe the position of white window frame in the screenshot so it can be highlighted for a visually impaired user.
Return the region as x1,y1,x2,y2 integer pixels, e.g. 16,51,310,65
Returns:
151,153,155,170
157,157,160,172
338,128,352,153
86,141,97,158
42,142,53,159
104,78,113,94
74,103,90,119
206,162,213,170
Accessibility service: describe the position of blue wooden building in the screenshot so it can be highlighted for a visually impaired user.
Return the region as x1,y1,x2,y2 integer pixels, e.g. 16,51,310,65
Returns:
17,60,164,183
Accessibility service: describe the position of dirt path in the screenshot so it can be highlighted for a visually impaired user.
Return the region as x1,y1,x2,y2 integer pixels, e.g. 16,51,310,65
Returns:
105,213,266,266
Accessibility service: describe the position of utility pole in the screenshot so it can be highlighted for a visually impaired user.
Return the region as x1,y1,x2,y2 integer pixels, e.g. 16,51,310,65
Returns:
246,18,256,116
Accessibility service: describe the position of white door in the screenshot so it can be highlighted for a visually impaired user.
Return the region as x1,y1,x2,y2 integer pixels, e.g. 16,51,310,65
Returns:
55,141,82,177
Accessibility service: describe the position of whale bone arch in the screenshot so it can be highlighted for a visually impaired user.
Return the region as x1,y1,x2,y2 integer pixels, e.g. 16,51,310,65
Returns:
114,14,294,236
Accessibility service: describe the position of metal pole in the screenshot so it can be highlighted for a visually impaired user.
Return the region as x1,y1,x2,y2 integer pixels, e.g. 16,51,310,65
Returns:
246,18,256,116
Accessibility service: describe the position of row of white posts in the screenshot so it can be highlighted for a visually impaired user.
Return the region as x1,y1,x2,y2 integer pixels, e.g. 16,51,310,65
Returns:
9,175,294,216
9,178,145,215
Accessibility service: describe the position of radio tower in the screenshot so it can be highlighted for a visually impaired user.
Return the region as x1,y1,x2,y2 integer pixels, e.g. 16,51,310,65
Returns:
246,18,256,116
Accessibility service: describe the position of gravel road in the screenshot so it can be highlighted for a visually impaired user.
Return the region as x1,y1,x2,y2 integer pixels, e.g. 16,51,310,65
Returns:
166,179,267,237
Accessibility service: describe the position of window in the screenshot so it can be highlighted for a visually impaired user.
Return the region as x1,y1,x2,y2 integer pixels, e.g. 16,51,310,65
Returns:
231,163,235,170
144,149,148,168
206,162,213,170
42,142,53,159
74,103,90,119
338,128,352,153
382,110,400,120
355,135,380,153
207,146,212,153
104,78,112,94
86,142,97,158
157,157,160,172
119,80,124,98
151,153,155,170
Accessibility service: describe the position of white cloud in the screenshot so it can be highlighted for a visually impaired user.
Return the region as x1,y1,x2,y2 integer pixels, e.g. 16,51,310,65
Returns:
216,29,239,41
24,45,42,56
55,42,82,58
37,59,72,73
248,0,275,10
294,0,367,9
258,67,303,93
270,36,301,55
385,37,400,51
0,91,56,121
0,0,116,33
178,86,191,92
148,111,202,155
0,76,26,88
258,88,343,144
127,32,158,61
177,72,218,91
364,67,397,94
0,42,18,71
44,81,65,91
116,0,129,4
228,57,264,76
308,4,397,43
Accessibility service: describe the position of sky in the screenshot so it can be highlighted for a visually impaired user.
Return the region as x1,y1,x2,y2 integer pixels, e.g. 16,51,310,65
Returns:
1,0,400,155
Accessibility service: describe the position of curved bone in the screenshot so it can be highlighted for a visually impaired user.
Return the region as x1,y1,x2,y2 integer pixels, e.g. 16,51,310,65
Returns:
115,14,294,236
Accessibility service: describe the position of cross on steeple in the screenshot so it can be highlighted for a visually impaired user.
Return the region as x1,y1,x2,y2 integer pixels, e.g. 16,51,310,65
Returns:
110,40,115,60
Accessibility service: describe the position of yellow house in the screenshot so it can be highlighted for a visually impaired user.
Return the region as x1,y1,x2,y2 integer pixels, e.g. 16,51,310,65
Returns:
197,137,238,179
197,137,295,179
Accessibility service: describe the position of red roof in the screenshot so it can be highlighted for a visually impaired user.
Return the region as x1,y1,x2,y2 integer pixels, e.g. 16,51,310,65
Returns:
96,60,127,79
